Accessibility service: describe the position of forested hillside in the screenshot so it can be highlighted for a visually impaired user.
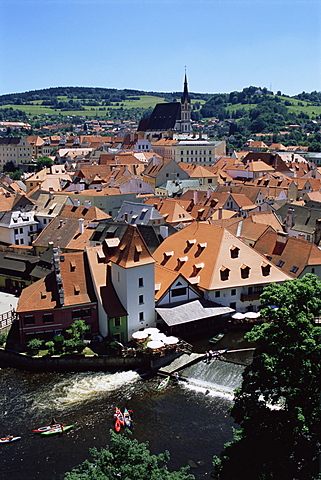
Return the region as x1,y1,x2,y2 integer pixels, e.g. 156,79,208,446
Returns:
0,86,321,151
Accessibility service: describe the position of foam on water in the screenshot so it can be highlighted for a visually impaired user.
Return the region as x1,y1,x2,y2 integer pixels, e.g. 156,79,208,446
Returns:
31,370,140,411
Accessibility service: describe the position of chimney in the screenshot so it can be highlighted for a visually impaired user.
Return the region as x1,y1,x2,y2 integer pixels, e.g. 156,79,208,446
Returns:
218,207,223,220
206,188,211,199
74,199,81,207
276,230,288,244
159,225,169,239
193,190,198,205
84,200,91,209
285,207,295,231
315,219,321,244
79,218,84,234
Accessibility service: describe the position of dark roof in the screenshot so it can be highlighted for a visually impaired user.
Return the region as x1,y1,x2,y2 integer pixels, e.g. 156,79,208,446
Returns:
275,203,321,234
0,252,40,279
0,137,23,146
143,103,181,132
242,152,291,172
90,219,177,253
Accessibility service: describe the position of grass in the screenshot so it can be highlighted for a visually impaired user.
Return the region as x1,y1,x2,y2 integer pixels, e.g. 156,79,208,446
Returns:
0,95,205,119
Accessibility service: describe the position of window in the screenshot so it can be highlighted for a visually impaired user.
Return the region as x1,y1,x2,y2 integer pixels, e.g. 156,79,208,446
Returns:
220,266,230,281
138,277,144,287
24,315,35,325
72,308,91,319
241,264,250,279
215,291,220,298
14,228,18,235
261,263,271,276
139,295,144,304
114,317,121,327
139,312,144,321
20,228,23,234
290,266,299,273
43,313,53,324
230,246,240,258
311,268,315,273
171,287,187,297
277,260,285,267
230,302,236,310
231,289,236,296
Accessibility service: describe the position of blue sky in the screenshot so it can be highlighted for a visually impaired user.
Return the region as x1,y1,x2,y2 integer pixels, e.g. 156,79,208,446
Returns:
0,0,320,97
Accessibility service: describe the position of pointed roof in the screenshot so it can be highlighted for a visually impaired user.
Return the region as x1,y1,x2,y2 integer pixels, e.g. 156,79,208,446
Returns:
181,73,190,104
108,224,155,268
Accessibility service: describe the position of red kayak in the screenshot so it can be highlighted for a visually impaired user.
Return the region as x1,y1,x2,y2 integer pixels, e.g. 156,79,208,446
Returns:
33,424,65,433
114,407,125,432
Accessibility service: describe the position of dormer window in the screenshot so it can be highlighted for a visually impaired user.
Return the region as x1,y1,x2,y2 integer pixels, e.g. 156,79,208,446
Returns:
261,262,271,276
230,245,240,258
187,239,196,246
220,266,230,281
240,264,250,279
290,265,299,273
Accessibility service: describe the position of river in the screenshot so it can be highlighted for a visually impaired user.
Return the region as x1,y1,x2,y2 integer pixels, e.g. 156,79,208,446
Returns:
0,332,252,480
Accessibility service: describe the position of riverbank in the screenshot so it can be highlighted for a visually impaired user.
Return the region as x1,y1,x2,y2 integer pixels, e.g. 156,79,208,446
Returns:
0,346,184,373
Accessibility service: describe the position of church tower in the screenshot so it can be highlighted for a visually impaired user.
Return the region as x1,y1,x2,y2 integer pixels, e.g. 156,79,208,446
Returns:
180,73,191,134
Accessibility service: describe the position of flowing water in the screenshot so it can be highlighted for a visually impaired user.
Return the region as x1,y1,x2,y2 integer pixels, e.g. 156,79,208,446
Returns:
0,333,249,480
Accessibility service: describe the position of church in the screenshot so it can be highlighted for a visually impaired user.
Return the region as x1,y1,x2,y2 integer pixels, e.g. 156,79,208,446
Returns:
138,74,192,140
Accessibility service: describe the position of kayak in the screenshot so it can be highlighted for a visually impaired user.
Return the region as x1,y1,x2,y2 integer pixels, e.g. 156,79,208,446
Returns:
0,436,21,443
33,424,65,433
114,407,125,432
123,408,132,428
209,333,225,344
157,375,170,390
40,425,74,435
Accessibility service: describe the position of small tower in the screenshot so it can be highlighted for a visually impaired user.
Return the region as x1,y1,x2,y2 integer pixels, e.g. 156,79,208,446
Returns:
180,72,191,134
109,225,156,338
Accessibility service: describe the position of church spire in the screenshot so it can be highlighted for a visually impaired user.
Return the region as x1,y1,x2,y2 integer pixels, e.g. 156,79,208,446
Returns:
181,71,190,104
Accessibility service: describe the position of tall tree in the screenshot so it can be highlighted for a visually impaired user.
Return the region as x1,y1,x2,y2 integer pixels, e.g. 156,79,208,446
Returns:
213,274,321,480
64,430,194,480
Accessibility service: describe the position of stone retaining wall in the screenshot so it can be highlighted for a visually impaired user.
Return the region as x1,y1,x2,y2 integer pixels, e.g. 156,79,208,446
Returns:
0,348,149,373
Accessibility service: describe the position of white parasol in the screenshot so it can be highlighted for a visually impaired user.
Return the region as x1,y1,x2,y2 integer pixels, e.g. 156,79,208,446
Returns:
132,331,148,340
244,311,261,319
163,336,179,345
149,332,167,342
231,312,246,320
147,340,164,349
144,327,160,335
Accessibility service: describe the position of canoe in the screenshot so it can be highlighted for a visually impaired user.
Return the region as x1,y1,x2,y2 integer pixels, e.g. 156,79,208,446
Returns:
0,436,21,444
157,375,170,390
33,424,65,433
114,407,125,432
123,408,132,428
209,333,225,344
40,425,74,435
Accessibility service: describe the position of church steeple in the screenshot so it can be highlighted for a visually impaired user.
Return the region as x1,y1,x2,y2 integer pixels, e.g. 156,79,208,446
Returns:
181,72,190,104
180,71,191,134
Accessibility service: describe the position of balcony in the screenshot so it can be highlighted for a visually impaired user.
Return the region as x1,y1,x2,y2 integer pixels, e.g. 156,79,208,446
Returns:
240,292,261,302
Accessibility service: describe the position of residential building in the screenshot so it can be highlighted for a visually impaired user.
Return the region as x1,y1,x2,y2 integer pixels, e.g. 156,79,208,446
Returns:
115,201,165,225
253,230,321,279
152,222,292,312
0,137,32,169
16,249,98,344
0,210,38,248
142,157,189,189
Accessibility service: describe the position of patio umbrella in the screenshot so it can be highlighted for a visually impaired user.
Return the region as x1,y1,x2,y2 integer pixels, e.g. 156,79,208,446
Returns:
132,331,148,341
245,311,261,319
231,312,245,320
149,332,167,342
144,327,160,335
147,340,164,350
163,336,179,345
